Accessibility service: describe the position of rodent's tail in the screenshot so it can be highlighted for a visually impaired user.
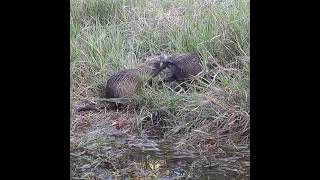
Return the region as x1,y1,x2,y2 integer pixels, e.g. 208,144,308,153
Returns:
76,105,101,113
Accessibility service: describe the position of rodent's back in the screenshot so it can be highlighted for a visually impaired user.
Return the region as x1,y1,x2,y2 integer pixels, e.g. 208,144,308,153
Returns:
105,57,164,98
105,69,142,98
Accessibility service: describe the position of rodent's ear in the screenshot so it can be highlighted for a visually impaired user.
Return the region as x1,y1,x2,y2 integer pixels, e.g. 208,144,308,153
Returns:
160,52,168,61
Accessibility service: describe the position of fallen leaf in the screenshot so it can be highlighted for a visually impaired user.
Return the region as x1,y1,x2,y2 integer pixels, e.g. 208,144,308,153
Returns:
115,118,124,129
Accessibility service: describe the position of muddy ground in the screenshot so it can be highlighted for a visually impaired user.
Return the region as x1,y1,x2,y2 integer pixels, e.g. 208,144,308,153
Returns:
70,109,250,180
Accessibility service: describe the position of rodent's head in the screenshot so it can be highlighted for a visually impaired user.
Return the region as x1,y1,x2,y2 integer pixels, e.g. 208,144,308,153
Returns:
149,60,166,77
142,52,173,77
160,52,176,70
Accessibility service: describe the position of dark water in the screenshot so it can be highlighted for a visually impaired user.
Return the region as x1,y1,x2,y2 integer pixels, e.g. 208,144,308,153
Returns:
120,138,250,180
71,131,249,180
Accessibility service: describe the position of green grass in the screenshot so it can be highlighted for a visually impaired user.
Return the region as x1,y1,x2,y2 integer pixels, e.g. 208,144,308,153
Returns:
71,0,250,149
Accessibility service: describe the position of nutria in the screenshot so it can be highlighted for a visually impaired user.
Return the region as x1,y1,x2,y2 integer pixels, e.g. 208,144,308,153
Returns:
76,54,167,112
105,55,167,98
160,53,203,84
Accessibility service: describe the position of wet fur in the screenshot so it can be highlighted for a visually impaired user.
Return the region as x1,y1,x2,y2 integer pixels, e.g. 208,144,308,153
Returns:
105,58,166,99
160,53,202,84
77,57,167,113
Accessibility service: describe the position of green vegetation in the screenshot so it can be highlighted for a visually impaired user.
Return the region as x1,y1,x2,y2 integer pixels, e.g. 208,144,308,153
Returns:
71,0,249,178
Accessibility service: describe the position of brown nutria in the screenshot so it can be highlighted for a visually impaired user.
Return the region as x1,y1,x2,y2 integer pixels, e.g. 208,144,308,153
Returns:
76,55,167,112
160,53,203,84
105,55,167,99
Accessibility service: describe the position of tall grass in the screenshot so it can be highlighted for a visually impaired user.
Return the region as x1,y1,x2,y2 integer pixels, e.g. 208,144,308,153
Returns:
70,0,250,149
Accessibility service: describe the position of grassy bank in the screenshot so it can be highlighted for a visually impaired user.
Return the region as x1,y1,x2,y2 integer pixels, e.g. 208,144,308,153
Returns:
71,0,250,150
